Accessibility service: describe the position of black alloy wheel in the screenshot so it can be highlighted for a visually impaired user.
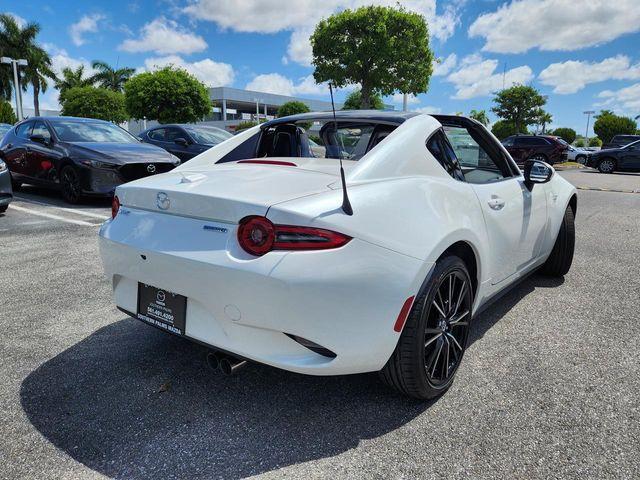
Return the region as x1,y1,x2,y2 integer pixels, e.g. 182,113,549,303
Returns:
528,153,547,162
597,158,615,174
380,255,473,399
60,166,82,204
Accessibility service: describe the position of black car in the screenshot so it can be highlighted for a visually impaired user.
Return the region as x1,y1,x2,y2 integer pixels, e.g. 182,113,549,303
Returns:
586,139,640,173
501,134,568,165
0,117,180,203
138,124,233,162
601,134,640,150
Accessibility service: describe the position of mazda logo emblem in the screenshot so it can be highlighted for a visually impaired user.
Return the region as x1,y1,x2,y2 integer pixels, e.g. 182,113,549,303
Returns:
156,192,170,210
147,164,156,173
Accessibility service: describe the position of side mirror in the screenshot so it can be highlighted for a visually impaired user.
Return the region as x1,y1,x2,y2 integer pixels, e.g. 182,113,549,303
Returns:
174,137,189,146
30,134,50,146
524,159,553,189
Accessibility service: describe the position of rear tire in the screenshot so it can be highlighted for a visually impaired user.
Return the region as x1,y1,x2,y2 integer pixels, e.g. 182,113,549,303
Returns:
541,206,575,277
60,165,82,204
0,205,7,213
10,175,21,191
380,256,473,400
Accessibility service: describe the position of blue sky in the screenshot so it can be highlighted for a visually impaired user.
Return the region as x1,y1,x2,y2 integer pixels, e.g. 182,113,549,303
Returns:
3,0,640,135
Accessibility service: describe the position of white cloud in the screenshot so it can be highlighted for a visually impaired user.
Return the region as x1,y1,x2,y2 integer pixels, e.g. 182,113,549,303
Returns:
7,12,26,27
185,0,461,66
43,44,96,78
119,17,207,55
539,55,640,94
469,0,640,54
143,55,234,87
245,73,325,96
596,83,640,113
69,14,105,46
433,53,457,77
446,54,534,99
413,105,442,114
390,93,420,105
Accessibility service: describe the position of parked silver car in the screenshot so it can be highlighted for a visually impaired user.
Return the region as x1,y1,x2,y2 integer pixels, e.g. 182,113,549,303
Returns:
0,159,13,213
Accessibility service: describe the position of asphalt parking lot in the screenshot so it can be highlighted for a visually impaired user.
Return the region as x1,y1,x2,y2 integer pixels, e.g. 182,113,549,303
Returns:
1,170,639,480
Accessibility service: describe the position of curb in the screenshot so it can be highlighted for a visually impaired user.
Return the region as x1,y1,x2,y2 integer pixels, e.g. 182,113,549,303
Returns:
576,186,640,194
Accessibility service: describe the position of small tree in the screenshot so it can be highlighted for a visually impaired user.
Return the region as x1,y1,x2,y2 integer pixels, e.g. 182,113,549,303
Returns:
277,101,310,117
0,100,17,124
125,67,211,124
60,87,128,123
552,127,577,144
469,109,489,126
492,85,546,133
593,111,637,144
574,139,586,147
311,5,433,109
588,136,602,147
342,90,384,110
491,120,521,140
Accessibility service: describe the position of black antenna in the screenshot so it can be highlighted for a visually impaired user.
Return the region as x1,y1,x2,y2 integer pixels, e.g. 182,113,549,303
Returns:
329,83,353,216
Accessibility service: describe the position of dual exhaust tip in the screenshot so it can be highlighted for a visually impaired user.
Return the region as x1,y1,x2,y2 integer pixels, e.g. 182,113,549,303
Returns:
206,351,248,375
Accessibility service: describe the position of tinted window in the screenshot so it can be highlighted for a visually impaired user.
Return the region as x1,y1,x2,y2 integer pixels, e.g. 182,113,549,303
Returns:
529,137,549,146
32,121,52,142
502,137,514,146
51,121,138,143
164,128,184,142
148,128,166,141
426,130,464,181
184,126,232,145
15,122,33,139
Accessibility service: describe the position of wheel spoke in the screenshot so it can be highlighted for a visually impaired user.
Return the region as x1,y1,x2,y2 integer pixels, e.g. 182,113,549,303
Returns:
430,339,444,377
425,332,441,348
447,332,463,351
449,309,469,325
444,335,450,379
432,297,446,318
453,280,466,316
447,274,454,314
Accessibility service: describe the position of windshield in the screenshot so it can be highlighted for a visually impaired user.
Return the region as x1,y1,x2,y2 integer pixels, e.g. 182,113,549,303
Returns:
622,139,640,149
51,120,138,143
184,126,232,145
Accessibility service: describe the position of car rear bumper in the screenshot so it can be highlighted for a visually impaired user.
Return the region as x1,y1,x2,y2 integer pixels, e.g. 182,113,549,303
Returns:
98,207,431,375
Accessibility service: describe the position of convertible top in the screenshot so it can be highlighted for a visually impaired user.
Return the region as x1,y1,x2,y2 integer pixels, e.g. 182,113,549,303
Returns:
261,110,420,129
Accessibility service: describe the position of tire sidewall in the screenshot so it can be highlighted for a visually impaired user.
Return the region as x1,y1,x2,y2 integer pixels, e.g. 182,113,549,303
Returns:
60,166,81,203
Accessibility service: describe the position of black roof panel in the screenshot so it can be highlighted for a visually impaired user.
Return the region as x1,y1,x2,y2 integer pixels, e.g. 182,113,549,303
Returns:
262,110,419,128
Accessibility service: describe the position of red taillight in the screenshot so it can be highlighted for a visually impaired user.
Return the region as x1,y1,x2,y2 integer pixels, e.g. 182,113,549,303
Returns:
237,215,351,256
111,195,120,219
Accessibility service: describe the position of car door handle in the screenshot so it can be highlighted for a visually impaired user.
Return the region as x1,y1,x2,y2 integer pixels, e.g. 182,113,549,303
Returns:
487,197,505,210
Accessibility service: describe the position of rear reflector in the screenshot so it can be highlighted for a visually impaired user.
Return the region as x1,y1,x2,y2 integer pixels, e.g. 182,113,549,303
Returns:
393,296,415,332
237,160,297,167
111,195,120,219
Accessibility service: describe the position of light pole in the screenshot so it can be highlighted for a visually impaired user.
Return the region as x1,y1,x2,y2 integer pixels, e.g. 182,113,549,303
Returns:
583,110,595,144
1,57,28,121
253,98,262,122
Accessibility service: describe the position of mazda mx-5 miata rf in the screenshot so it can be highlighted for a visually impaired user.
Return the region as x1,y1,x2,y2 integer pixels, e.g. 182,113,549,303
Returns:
99,111,577,399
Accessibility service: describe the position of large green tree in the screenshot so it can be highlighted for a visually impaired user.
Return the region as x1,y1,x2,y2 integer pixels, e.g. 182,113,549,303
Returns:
311,6,433,109
342,90,384,110
124,67,211,123
491,85,546,133
54,65,94,103
90,61,135,92
277,100,310,117
593,111,637,143
552,127,577,144
60,86,128,123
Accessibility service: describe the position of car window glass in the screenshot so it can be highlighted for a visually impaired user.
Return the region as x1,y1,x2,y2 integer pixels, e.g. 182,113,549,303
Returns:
164,128,182,142
148,129,166,141
32,121,51,142
514,137,526,146
502,137,514,146
426,130,464,181
529,137,548,146
442,126,506,184
15,122,33,139
51,121,138,143
184,126,233,145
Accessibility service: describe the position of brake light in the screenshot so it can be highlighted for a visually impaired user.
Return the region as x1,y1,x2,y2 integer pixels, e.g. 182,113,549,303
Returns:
237,215,351,256
111,195,120,219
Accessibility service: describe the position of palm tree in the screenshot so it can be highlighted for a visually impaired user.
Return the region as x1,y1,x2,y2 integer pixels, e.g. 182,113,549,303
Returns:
54,65,94,103
90,61,135,92
537,111,553,134
23,46,56,116
0,14,40,103
469,109,489,126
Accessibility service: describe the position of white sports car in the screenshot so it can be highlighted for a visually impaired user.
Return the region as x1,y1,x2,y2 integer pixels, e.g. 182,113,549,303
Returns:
99,111,576,399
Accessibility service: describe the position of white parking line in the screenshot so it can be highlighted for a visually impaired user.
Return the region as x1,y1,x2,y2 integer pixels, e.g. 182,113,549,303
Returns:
14,196,110,220
10,205,101,227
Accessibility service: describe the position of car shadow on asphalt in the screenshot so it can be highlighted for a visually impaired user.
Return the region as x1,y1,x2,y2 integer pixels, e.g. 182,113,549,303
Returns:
20,273,562,479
